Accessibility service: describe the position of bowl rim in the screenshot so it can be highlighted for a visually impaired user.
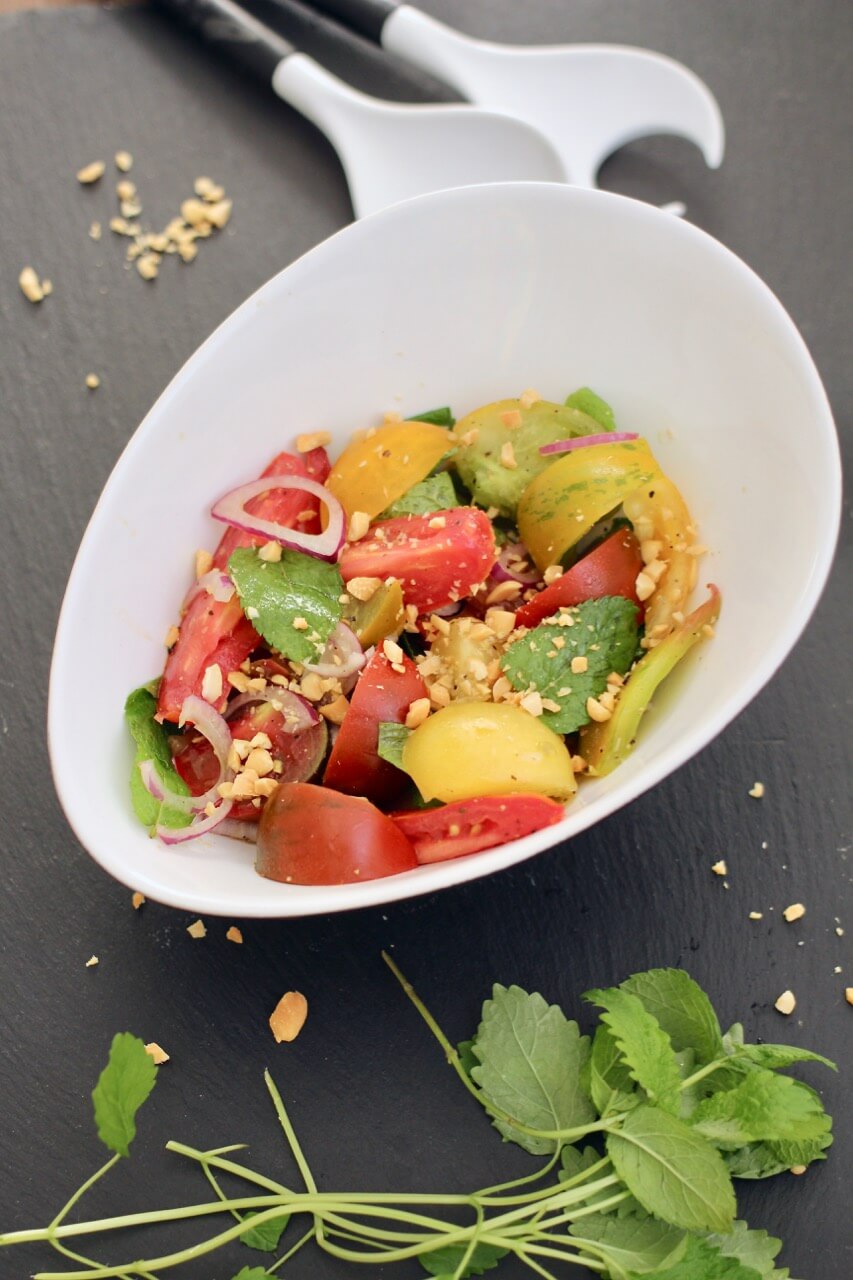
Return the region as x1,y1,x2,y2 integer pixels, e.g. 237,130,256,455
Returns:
47,182,842,917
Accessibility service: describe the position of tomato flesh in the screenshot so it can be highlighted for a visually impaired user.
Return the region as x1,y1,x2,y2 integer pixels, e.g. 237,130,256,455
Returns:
514,529,643,629
391,795,564,863
257,782,418,884
323,649,426,805
339,507,497,614
157,449,328,723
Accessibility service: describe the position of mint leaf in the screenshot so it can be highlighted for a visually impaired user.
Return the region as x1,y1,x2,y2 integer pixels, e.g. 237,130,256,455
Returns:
564,387,616,431
619,969,724,1065
585,987,682,1115
420,1242,507,1276
470,985,594,1155
231,1269,270,1280
691,1069,831,1145
92,1033,158,1158
705,1221,785,1278
726,1127,834,1179
735,1042,836,1072
408,406,456,428
228,547,342,664
501,597,638,733
377,722,412,771
457,1039,477,1077
381,471,459,518
239,1211,290,1252
569,1213,687,1274
589,1024,639,1117
124,684,191,831
644,1236,764,1280
606,1104,736,1233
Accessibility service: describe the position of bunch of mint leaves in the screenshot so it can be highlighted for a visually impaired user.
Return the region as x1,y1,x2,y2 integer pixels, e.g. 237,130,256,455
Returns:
0,963,833,1279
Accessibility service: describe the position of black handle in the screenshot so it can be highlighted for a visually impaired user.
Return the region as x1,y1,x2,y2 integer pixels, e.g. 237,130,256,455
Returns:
295,0,398,44
157,0,296,82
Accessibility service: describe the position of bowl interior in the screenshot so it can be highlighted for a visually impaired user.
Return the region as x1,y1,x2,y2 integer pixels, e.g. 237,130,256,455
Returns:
49,184,839,917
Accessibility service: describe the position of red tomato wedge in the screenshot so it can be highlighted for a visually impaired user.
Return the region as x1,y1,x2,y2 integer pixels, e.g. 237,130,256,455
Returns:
514,528,643,630
339,507,497,614
156,448,329,723
323,649,426,805
390,795,564,863
256,783,418,885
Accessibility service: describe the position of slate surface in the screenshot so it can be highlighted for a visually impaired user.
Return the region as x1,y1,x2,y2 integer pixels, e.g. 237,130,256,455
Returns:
0,2,850,1277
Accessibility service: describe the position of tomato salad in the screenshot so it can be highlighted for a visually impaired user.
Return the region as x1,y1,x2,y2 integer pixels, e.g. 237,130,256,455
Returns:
125,388,720,885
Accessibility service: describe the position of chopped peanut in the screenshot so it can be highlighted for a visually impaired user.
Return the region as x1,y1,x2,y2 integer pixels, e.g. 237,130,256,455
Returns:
404,697,431,729
131,892,146,910
500,441,518,469
226,926,243,944
269,991,308,1043
346,576,383,602
144,1043,170,1065
320,695,349,724
347,511,370,542
774,990,796,1016
76,160,105,184
18,266,46,303
258,540,282,562
783,903,806,923
296,431,332,452
186,919,207,939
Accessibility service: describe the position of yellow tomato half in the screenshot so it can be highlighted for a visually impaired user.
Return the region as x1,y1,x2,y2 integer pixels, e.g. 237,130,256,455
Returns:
402,702,576,803
326,422,453,520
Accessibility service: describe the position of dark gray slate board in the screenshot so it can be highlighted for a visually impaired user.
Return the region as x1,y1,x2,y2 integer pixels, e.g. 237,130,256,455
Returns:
0,2,850,1277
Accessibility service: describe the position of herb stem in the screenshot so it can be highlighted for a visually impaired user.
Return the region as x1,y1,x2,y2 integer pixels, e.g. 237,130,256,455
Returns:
476,1155,611,1206
165,1142,290,1195
47,1154,121,1235
680,1057,730,1091
264,1225,315,1273
263,1071,317,1195
475,1150,560,1199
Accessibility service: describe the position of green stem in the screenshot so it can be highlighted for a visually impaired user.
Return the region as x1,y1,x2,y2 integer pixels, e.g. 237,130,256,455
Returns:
475,1151,560,1200
263,1071,317,1195
680,1057,730,1091
452,1203,484,1280
265,1225,315,1274
518,1243,606,1272
476,1155,611,1207
199,1160,243,1226
48,1154,121,1234
166,1143,290,1196
382,952,618,1144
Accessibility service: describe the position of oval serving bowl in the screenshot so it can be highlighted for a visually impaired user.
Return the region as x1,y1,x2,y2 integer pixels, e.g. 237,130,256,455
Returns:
48,183,840,917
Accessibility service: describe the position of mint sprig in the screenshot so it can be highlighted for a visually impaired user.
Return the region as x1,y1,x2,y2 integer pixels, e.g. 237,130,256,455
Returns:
228,546,343,663
0,964,834,1278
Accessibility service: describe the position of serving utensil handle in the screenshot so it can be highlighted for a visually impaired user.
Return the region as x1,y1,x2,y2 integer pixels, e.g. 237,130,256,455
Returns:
295,0,397,43
157,0,296,81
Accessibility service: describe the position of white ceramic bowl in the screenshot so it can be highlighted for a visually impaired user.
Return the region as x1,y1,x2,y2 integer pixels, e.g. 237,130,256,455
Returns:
49,184,840,917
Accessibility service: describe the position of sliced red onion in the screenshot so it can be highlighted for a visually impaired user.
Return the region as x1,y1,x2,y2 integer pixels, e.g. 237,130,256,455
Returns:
181,570,235,613
217,817,260,844
210,476,344,561
431,600,465,619
539,432,638,456
492,541,539,586
141,695,235,814
156,799,234,845
302,622,365,680
226,686,319,733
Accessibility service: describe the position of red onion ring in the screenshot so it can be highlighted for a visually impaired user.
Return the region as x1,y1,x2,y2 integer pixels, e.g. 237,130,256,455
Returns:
539,432,638,456
431,600,465,619
210,476,345,561
226,686,319,732
156,798,234,845
140,694,235,816
301,622,365,680
491,541,539,586
217,817,260,844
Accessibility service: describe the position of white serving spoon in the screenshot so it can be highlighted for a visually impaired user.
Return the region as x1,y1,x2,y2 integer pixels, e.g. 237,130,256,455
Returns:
295,0,725,190
161,0,567,217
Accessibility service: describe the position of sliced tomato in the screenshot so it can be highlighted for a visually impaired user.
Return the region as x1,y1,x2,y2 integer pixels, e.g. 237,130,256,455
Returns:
256,782,418,884
323,649,426,805
172,699,328,822
514,528,643,630
391,795,564,863
157,448,329,723
339,507,497,615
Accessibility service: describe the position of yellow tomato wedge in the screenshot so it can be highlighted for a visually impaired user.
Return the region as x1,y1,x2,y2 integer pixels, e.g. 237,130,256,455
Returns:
402,702,576,803
344,579,405,647
517,439,660,573
623,473,701,642
580,585,721,775
326,421,453,520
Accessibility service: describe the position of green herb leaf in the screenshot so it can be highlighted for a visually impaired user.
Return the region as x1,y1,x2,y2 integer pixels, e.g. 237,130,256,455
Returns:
691,1069,831,1145
619,969,724,1065
569,1212,687,1274
408,406,456,428
470,985,594,1155
735,1042,836,1072
377,721,412,771
420,1241,507,1276
726,1125,834,1179
704,1221,786,1278
589,1025,639,1117
239,1211,290,1252
381,472,460,518
585,987,682,1115
644,1236,765,1280
124,683,191,831
230,1269,270,1280
228,547,342,664
457,1039,477,1077
501,596,638,733
564,387,616,431
91,1033,158,1158
606,1104,736,1233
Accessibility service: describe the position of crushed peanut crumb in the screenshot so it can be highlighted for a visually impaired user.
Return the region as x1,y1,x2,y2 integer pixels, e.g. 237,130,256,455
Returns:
346,576,383,602
347,511,370,542
77,160,105,184
485,580,522,606
543,565,563,585
19,266,47,303
519,388,540,409
635,571,657,602
586,696,611,723
226,926,243,944
320,695,349,724
144,1042,170,1065
404,697,431,729
749,781,765,798
383,639,404,665
296,430,332,452
500,441,518,469
85,955,99,968
89,220,102,241
500,409,523,429
570,655,588,675
187,919,207,940
131,891,146,910
269,991,308,1043
520,691,544,717
292,617,309,631
845,988,853,1006
748,911,763,921
136,253,159,281
85,372,100,390
115,150,133,172
201,664,223,704
258,540,282,562
711,859,728,876
789,1165,807,1176
774,989,796,1016
783,902,806,923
